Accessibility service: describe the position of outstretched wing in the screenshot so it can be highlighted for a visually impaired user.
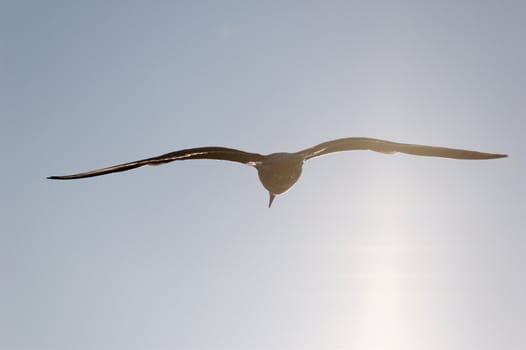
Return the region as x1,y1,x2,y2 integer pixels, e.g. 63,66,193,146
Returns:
299,137,507,160
48,147,264,180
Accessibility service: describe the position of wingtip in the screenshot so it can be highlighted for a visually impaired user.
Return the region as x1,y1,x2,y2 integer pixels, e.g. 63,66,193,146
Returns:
47,175,72,180
491,153,508,159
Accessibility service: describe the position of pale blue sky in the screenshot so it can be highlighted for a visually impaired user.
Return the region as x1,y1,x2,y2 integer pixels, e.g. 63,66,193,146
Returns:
3,1,525,349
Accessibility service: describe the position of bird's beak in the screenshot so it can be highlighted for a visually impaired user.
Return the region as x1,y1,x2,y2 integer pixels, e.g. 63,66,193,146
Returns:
268,193,276,208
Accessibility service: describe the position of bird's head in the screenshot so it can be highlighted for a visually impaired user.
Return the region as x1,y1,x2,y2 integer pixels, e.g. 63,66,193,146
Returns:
253,152,305,207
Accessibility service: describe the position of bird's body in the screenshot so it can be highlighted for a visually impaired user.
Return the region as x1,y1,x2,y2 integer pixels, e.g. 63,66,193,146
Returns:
48,137,507,207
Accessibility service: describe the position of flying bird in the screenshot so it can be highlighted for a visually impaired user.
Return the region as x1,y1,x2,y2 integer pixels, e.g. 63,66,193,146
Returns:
48,137,507,207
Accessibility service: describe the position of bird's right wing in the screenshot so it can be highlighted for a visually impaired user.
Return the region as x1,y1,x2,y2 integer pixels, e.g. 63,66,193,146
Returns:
48,147,264,180
299,137,508,161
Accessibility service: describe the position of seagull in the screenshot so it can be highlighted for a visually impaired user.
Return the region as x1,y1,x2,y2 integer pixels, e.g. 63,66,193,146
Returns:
48,137,507,207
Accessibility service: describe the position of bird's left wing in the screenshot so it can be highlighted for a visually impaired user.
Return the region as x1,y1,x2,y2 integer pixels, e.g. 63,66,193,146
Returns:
299,137,507,160
48,147,263,180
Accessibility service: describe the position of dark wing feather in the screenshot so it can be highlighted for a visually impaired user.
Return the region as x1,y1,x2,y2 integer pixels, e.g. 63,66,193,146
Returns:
299,137,507,160
48,147,263,180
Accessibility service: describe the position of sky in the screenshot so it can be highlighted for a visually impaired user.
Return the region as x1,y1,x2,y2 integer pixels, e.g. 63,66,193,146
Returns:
2,1,526,349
